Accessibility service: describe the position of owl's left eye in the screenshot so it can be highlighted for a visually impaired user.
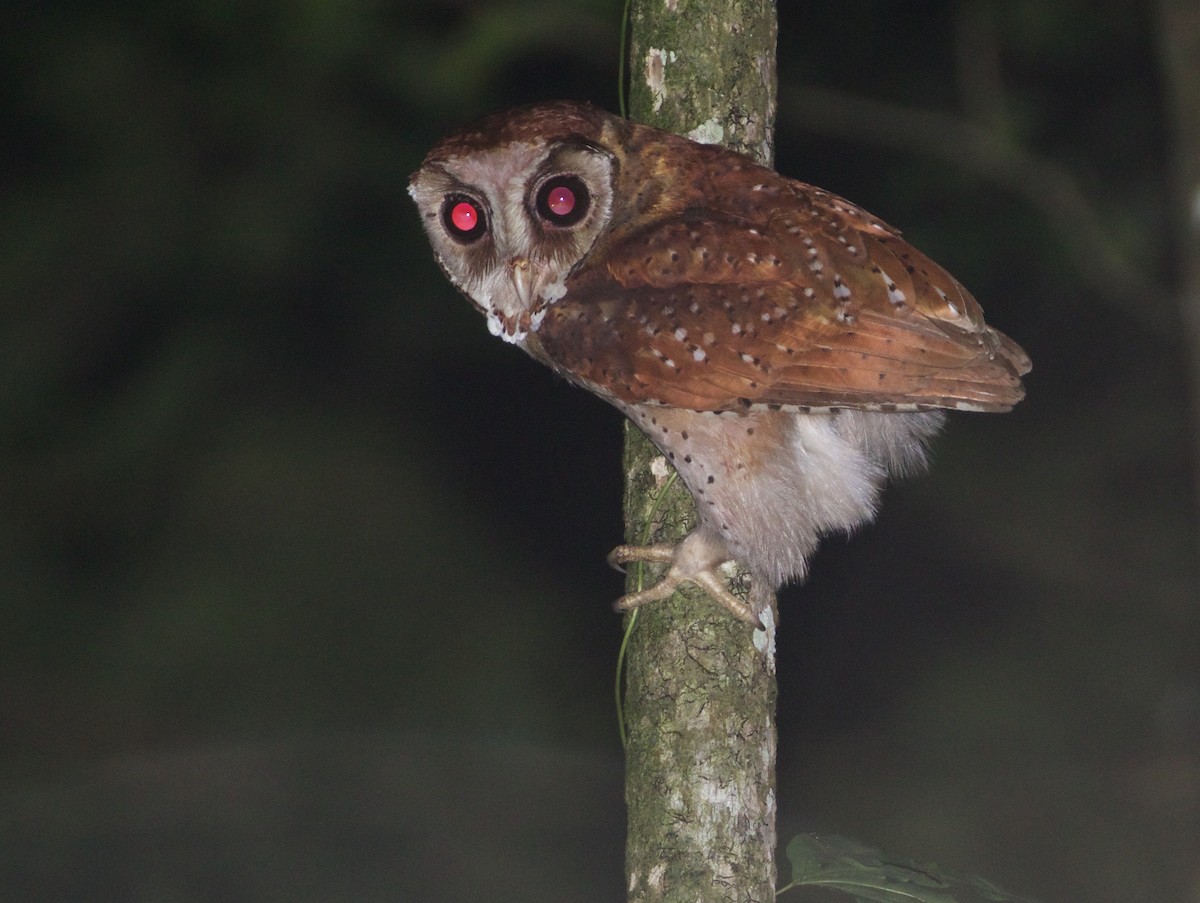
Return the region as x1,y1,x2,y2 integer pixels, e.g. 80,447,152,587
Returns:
441,195,488,243
535,175,590,227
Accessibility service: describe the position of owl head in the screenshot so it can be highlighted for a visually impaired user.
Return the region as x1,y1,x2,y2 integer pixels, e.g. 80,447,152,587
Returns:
408,102,625,345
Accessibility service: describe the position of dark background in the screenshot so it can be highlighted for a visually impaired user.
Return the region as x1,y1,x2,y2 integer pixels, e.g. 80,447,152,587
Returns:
2,1,1197,900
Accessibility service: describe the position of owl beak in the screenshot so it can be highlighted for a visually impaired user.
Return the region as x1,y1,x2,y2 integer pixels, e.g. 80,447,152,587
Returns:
509,257,535,307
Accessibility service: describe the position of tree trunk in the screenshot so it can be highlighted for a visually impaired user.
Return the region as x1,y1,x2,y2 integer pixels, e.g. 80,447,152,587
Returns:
621,3,780,901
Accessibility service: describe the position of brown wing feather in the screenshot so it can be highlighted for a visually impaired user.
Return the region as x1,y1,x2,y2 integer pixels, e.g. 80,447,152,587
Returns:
529,177,1029,413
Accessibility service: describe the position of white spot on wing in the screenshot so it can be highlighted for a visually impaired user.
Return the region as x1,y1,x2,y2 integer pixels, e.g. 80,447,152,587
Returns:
878,269,905,304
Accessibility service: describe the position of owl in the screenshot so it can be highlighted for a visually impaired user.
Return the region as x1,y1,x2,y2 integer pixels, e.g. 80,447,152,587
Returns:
409,100,1029,627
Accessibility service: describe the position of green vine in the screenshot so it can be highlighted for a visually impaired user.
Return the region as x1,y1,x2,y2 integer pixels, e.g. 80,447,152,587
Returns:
617,0,631,117
614,470,678,748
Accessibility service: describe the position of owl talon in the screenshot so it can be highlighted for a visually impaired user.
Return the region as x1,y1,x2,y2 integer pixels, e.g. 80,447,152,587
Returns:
608,543,677,570
609,542,764,629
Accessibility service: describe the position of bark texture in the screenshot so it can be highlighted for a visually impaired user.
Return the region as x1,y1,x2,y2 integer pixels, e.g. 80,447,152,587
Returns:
622,2,780,901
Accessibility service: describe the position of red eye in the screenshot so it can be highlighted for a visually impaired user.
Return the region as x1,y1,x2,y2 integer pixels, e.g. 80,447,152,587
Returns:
545,185,576,216
535,175,589,226
441,195,487,243
450,201,478,231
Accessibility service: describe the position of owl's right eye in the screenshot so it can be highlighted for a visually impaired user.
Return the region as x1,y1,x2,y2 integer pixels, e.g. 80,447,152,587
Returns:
441,195,488,243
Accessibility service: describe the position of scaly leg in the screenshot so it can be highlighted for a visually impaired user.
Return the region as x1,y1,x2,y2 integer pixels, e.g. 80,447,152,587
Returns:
607,534,765,629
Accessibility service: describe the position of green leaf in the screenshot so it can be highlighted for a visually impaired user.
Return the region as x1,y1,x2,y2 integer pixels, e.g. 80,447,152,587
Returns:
779,834,1041,903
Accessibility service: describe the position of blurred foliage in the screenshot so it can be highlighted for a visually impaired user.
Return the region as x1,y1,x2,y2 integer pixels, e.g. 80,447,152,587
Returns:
781,833,1037,902
0,1,1197,901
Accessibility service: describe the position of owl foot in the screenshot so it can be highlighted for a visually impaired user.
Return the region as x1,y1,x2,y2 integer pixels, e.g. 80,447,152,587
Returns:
607,539,765,629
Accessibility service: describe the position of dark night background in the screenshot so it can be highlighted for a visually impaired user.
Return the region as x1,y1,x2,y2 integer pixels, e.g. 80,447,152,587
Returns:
2,1,1197,901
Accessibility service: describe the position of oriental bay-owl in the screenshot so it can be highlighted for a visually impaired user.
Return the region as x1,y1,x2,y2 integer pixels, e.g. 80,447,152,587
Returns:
409,101,1029,627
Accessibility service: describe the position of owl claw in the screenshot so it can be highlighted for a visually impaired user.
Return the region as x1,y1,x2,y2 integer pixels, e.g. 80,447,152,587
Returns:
608,542,766,629
607,542,675,572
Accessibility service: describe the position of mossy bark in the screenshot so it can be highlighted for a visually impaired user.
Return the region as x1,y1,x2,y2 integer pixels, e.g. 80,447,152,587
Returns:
622,2,779,901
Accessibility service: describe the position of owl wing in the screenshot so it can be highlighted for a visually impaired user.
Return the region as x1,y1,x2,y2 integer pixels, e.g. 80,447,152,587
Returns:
531,184,1030,413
